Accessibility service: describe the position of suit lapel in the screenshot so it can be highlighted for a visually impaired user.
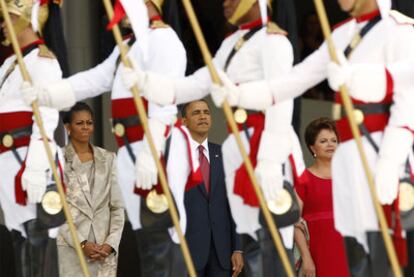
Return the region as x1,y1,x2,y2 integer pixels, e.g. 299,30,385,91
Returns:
91,146,108,209
64,143,93,214
208,142,220,198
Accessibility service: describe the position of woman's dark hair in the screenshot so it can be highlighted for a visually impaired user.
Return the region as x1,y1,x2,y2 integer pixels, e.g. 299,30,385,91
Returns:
62,102,94,124
304,117,338,155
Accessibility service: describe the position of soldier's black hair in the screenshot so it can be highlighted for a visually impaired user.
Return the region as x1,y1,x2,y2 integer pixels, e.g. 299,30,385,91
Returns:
43,2,69,77
180,99,210,118
62,102,94,124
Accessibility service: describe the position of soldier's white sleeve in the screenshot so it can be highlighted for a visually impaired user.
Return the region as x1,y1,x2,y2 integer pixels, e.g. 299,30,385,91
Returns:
66,46,120,101
258,34,294,160
142,33,230,106
385,24,414,131
388,61,414,92
27,56,62,140
375,24,414,204
145,29,186,125
22,55,62,203
255,35,295,199
238,41,330,109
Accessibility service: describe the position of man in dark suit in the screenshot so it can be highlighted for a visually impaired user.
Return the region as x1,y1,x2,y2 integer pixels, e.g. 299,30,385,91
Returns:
181,99,244,277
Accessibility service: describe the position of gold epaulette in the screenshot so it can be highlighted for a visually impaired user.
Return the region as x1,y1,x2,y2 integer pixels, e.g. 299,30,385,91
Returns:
389,10,414,25
38,45,56,59
150,20,170,29
266,21,288,36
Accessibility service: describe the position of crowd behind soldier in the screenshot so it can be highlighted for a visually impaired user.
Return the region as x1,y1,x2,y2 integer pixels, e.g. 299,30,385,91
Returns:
2,0,414,277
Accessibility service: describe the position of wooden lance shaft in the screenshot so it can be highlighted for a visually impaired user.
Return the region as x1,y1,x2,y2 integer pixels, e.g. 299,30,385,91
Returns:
179,0,294,276
0,1,91,276
313,1,402,276
101,0,197,276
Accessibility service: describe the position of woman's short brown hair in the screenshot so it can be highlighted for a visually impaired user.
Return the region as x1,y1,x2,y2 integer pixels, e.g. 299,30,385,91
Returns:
304,117,338,155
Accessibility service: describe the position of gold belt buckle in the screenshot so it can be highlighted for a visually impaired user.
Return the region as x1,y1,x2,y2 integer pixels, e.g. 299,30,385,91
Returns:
146,189,169,214
267,188,293,215
234,108,248,124
399,181,414,212
2,134,14,148
41,191,63,215
113,123,126,137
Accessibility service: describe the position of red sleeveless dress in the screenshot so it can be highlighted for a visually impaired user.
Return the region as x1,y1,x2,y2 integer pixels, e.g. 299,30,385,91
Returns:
295,169,350,277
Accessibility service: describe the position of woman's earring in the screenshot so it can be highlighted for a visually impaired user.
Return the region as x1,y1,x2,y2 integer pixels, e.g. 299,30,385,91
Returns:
67,130,71,136
313,153,316,158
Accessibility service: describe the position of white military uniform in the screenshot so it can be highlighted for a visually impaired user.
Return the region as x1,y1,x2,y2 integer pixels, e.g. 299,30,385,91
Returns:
0,44,61,237
240,10,414,251
144,19,305,248
60,23,186,231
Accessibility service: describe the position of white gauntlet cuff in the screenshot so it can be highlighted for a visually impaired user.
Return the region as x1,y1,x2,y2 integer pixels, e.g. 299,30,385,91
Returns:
143,72,176,106
238,81,274,111
257,130,292,164
41,80,76,111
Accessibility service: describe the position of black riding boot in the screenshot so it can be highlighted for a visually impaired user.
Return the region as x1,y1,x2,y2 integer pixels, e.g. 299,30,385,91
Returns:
11,229,25,277
405,231,414,277
15,219,59,277
344,236,371,277
257,227,294,277
367,231,392,277
240,234,263,277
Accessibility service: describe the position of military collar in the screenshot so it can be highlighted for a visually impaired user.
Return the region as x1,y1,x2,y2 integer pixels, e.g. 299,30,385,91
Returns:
21,39,45,56
150,15,163,22
4,39,44,59
355,9,380,23
239,17,268,30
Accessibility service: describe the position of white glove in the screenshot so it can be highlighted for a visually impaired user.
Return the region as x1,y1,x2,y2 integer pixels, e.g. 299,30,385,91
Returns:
135,148,157,190
121,58,175,106
121,59,146,90
135,119,167,189
20,80,76,110
22,170,49,203
327,51,351,91
22,140,57,203
210,70,240,107
237,81,274,111
375,126,413,204
21,81,39,106
256,161,284,202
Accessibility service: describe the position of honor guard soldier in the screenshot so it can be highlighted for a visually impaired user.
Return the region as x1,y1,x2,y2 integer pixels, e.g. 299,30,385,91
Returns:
0,0,67,276
120,0,306,275
21,0,187,275
214,0,414,275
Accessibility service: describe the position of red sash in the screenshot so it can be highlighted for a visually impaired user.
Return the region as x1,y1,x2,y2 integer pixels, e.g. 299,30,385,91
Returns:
111,97,148,147
231,113,265,207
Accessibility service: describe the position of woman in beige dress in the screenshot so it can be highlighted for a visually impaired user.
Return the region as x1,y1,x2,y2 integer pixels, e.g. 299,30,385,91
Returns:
57,102,124,277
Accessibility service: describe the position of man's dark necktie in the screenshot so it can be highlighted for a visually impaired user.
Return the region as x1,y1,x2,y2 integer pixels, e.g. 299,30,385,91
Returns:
198,145,210,193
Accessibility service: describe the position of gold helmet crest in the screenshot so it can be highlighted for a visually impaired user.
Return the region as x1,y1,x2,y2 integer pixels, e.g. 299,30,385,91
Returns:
1,0,49,45
228,0,273,25
144,0,165,14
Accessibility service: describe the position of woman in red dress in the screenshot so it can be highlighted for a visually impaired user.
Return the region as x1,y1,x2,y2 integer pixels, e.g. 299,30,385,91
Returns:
294,118,350,277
